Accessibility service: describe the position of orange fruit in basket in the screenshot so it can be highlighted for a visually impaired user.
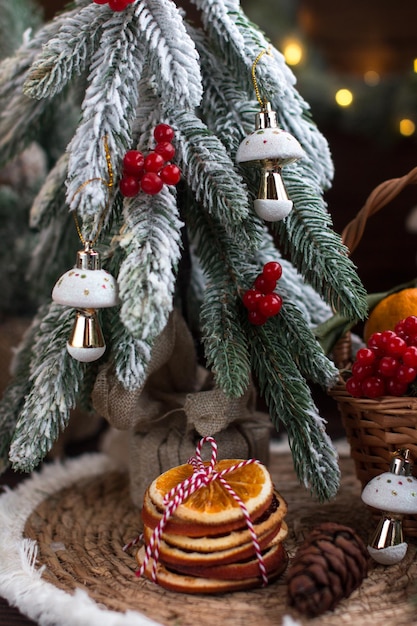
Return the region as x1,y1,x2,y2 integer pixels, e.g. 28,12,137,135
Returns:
364,288,417,343
148,459,273,525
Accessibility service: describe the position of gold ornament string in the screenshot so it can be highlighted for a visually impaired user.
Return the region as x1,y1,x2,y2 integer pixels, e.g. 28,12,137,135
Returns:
71,135,114,246
251,46,272,108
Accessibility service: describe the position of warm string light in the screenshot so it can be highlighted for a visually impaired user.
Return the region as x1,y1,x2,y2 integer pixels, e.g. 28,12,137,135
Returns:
71,135,114,246
363,70,380,86
399,119,415,137
282,38,304,66
335,88,353,107
279,32,416,137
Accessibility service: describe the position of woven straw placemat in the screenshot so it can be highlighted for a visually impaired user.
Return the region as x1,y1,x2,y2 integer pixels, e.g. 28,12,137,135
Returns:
14,445,416,626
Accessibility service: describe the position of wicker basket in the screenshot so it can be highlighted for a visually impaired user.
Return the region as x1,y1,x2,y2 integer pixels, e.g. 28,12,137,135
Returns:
329,165,417,537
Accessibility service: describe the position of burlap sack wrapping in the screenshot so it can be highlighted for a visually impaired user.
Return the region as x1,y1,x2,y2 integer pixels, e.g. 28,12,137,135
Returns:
92,309,272,506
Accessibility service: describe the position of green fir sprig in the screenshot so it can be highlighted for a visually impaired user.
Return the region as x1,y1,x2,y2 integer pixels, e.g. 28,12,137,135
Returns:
118,185,183,340
248,317,340,501
8,303,85,472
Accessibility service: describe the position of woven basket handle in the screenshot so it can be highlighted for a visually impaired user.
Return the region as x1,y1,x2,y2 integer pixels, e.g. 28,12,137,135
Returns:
333,164,417,371
341,165,417,253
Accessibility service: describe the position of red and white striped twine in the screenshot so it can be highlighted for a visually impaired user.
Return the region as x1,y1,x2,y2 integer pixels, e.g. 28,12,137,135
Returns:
135,435,268,586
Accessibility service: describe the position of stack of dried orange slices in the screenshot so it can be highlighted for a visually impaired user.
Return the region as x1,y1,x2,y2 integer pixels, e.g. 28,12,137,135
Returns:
136,454,289,594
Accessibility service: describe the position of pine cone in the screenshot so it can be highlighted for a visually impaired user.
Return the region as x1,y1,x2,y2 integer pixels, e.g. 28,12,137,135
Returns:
287,522,369,617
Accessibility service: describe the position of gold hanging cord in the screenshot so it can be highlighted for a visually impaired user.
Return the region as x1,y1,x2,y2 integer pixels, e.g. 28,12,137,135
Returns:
72,135,114,246
251,46,272,108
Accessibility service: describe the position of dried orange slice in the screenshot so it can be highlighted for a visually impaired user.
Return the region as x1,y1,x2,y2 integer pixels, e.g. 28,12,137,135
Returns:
148,459,273,526
136,540,288,594
158,491,287,553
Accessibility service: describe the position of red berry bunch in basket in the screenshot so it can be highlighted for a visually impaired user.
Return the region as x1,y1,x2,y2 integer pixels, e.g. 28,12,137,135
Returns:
242,262,283,326
346,315,417,398
93,0,135,11
119,124,181,198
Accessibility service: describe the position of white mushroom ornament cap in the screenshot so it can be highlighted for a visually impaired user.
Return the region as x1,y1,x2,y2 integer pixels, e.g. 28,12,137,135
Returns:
361,449,417,565
52,243,119,309
236,102,305,222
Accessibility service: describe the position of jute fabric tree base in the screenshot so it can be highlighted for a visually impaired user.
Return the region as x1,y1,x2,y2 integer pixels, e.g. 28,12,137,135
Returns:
1,446,417,626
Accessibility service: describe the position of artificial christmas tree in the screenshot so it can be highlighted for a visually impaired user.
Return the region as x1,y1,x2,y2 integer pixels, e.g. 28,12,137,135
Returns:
0,0,367,502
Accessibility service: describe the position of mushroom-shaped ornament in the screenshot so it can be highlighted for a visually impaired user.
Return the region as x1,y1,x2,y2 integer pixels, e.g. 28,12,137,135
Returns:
52,241,119,362
236,102,305,222
361,449,417,565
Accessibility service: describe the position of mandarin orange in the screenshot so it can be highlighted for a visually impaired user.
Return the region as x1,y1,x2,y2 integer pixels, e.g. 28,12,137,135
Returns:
364,288,417,343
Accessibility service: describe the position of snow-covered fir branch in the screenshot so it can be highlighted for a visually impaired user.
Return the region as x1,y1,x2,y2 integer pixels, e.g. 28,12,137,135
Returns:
186,5,366,321
170,109,260,248
26,212,80,303
136,0,202,109
23,4,108,100
275,166,368,320
118,185,183,341
193,0,333,188
254,227,333,327
200,282,252,397
65,6,145,229
0,8,80,165
185,201,256,397
0,308,41,472
104,307,154,391
248,320,340,501
29,152,69,229
190,24,256,152
9,303,85,472
0,0,369,499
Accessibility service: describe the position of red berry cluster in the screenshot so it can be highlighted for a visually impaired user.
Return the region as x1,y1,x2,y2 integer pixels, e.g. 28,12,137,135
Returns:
94,0,134,11
242,262,283,326
119,124,181,197
346,315,417,398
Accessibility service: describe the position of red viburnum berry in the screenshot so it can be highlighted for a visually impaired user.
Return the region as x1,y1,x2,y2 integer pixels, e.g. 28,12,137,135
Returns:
367,332,383,353
254,274,276,294
242,289,263,312
160,164,181,185
355,347,377,366
262,261,282,282
155,142,176,161
404,315,417,337
345,377,363,398
141,172,163,195
385,335,407,357
119,176,140,197
395,364,417,385
351,361,375,381
248,310,268,326
258,293,283,318
361,376,385,399
386,378,408,396
108,0,131,10
144,152,165,173
403,346,417,367
154,123,175,143
123,150,145,176
377,356,399,378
